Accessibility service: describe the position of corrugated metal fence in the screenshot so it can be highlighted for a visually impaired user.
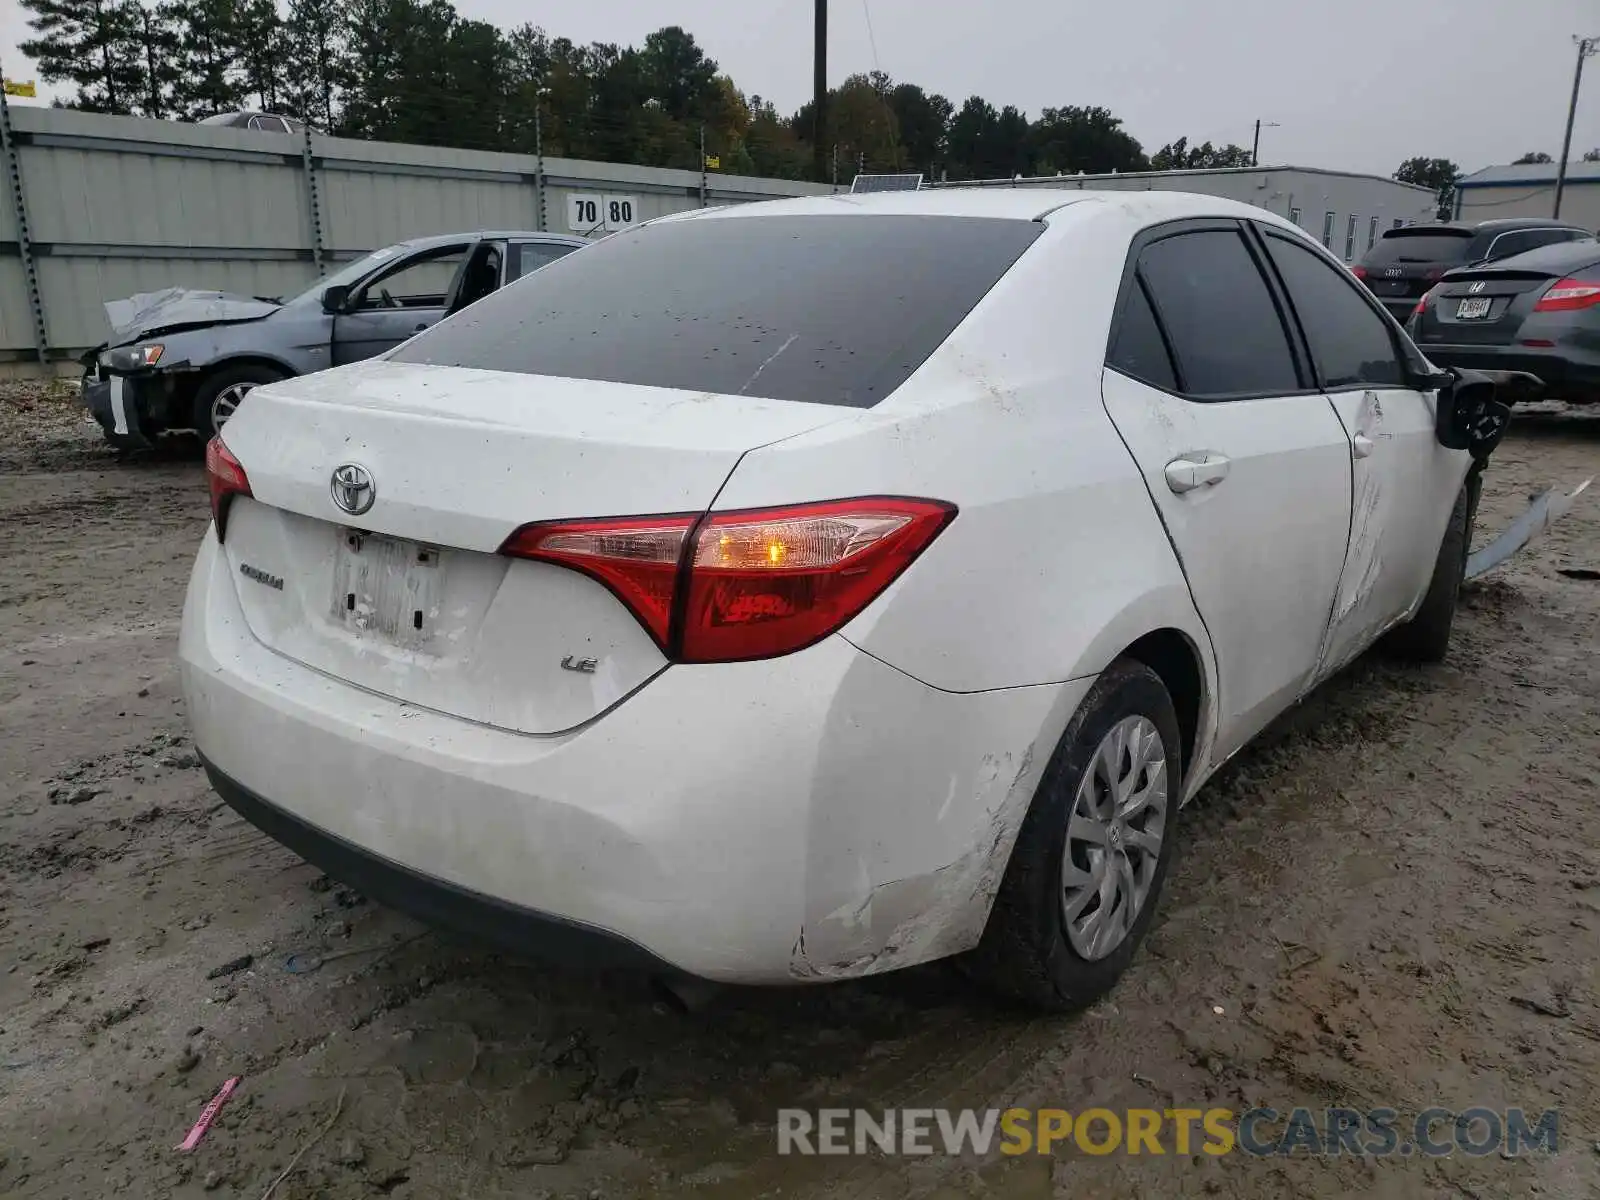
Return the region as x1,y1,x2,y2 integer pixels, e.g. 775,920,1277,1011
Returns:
0,104,828,374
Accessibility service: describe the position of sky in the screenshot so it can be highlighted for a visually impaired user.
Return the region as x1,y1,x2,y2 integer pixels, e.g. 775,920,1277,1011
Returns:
2,0,1597,177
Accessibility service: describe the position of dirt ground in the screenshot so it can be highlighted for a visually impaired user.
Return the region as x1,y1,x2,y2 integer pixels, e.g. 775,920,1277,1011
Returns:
1,380,1597,1200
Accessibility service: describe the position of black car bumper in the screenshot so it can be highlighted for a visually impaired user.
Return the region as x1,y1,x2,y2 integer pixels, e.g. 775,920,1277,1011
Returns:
200,756,675,973
81,372,155,446
1411,342,1600,401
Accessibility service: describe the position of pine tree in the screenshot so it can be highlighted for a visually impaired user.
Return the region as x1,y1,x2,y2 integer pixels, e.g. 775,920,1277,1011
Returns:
282,0,350,130
131,2,182,118
19,0,144,113
167,0,247,118
234,0,285,111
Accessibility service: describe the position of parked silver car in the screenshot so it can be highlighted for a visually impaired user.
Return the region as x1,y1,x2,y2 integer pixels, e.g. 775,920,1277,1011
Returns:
81,231,586,447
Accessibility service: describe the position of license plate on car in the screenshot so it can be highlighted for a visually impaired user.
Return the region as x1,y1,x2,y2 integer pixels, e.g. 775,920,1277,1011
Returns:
331,530,442,649
1456,298,1492,320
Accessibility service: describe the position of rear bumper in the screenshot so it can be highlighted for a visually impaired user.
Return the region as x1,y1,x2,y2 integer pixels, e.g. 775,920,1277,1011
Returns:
179,528,1080,984
1414,342,1600,399
201,756,671,970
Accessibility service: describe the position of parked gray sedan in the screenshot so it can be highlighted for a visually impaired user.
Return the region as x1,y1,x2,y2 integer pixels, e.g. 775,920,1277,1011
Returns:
1410,238,1600,404
81,231,586,447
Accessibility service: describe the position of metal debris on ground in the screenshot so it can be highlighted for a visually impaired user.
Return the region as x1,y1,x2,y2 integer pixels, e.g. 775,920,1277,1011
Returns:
1466,478,1594,580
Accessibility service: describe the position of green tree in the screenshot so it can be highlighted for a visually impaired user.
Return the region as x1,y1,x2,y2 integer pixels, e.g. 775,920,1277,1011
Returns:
19,0,144,113
886,82,951,177
131,2,182,118
281,0,350,129
234,0,284,111
1393,156,1460,219
1029,105,1147,174
637,26,718,121
1585,148,1600,162
1151,136,1251,170
167,0,247,118
1512,151,1553,165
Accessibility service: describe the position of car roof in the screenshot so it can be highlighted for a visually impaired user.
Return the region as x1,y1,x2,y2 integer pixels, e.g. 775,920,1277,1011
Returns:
656,187,1286,227
1470,217,1587,231
399,230,589,249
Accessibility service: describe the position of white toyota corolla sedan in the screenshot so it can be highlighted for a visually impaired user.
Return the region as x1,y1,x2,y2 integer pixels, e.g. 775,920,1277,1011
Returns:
181,189,1507,1010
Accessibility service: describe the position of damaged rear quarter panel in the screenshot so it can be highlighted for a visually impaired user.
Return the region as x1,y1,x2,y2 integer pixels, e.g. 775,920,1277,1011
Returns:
788,668,1094,980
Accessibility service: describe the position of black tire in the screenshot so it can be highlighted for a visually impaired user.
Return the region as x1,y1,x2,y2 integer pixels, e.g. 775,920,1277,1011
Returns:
191,363,286,439
962,659,1182,1012
1380,472,1480,664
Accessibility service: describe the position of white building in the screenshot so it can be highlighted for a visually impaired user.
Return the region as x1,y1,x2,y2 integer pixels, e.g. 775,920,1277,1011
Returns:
1454,161,1600,231
934,166,1440,263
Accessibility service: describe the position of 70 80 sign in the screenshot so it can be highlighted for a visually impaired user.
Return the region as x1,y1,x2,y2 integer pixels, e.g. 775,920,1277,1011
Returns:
566,193,638,234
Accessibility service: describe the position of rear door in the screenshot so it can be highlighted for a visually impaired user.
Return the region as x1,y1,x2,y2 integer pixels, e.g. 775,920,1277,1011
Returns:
1100,220,1354,760
1257,225,1466,676
331,240,474,364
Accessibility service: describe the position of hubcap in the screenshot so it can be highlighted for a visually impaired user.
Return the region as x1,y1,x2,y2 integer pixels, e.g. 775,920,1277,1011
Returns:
211,382,257,430
1061,715,1168,961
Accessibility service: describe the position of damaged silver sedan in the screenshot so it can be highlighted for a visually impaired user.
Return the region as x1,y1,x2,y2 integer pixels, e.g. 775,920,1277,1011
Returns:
80,230,584,448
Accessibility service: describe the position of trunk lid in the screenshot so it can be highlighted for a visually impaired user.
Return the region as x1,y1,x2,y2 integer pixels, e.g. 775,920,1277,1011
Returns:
215,360,849,734
1358,229,1477,304
1414,268,1556,348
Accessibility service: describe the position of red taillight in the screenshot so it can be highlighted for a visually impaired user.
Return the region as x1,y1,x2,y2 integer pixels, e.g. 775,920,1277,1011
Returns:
500,497,956,662
499,514,693,648
1533,278,1600,312
1424,266,1449,283
1351,265,1368,280
205,435,251,540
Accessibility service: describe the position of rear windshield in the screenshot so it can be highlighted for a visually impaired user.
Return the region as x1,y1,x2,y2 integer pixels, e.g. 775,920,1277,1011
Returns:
391,214,1043,407
1360,228,1474,267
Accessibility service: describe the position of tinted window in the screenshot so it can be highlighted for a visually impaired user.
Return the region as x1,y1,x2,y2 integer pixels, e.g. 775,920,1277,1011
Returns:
1487,229,1585,261
1107,280,1177,391
393,215,1043,407
1362,229,1474,267
1264,233,1404,389
1137,230,1300,398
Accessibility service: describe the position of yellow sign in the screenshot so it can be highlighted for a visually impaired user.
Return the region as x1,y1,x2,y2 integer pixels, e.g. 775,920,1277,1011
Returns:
704,154,720,170
3,79,38,98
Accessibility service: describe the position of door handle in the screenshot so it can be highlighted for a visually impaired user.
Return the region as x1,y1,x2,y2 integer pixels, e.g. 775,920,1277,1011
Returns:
1352,433,1375,459
1164,454,1231,494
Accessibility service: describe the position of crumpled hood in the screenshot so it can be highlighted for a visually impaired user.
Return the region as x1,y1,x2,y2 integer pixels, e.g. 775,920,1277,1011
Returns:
104,288,281,344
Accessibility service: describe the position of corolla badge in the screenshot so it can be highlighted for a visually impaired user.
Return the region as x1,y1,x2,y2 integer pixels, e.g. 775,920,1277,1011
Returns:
330,463,376,516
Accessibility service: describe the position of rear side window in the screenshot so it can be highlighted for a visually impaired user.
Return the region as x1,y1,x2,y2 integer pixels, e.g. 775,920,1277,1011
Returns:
1137,230,1301,398
1362,229,1474,268
1107,280,1177,391
393,215,1043,407
509,241,577,280
1263,232,1404,389
1486,229,1588,262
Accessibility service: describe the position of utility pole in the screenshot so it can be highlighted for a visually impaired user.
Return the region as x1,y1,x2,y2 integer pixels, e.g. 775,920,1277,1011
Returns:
699,123,708,207
1554,35,1599,219
1251,119,1279,167
812,0,827,184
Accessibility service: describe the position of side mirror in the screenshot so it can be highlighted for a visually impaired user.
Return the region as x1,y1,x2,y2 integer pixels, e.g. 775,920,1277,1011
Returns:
1433,366,1525,460
321,284,351,314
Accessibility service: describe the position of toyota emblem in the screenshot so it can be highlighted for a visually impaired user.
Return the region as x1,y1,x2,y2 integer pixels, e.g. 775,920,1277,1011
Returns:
330,463,376,516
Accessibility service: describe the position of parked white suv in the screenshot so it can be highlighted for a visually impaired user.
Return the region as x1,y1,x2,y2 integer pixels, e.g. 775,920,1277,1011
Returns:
180,190,1509,1009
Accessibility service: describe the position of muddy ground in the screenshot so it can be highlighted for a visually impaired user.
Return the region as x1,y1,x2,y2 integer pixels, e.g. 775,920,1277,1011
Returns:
1,380,1597,1200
